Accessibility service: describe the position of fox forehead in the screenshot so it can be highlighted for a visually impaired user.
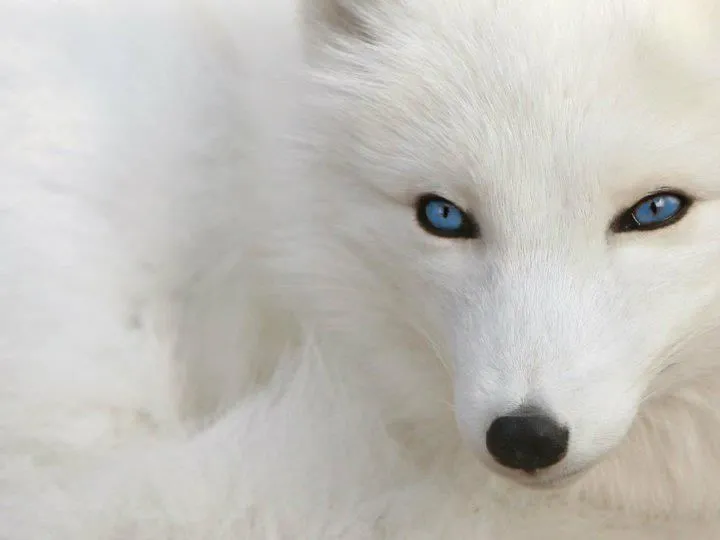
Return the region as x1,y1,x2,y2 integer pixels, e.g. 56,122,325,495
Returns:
316,0,720,209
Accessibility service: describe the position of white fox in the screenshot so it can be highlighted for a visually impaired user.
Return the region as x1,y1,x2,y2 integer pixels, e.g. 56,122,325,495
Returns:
1,0,720,538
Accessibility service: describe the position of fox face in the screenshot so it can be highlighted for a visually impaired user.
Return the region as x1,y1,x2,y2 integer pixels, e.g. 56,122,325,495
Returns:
294,0,720,488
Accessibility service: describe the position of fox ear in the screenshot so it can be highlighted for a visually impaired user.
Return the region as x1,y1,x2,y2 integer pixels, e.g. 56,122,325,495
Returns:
301,0,375,43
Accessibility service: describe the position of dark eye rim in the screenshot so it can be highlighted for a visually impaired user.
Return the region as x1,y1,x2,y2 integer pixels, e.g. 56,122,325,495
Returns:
610,190,693,233
415,193,480,239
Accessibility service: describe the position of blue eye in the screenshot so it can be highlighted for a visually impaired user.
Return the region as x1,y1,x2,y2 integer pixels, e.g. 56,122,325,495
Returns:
632,194,682,224
416,194,478,238
612,191,691,232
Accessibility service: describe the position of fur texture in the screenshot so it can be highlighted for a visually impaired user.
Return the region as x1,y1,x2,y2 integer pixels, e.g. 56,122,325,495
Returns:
1,0,720,537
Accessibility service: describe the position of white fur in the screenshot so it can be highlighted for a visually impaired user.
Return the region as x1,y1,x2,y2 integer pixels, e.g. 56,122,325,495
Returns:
1,0,720,537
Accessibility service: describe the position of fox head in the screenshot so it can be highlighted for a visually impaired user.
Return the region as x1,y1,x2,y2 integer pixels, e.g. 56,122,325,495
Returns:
283,0,720,511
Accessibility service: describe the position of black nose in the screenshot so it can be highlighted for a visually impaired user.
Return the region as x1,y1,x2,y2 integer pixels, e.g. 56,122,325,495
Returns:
486,410,569,472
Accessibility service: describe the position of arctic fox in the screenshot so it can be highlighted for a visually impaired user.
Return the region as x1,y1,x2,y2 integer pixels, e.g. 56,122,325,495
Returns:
1,0,720,538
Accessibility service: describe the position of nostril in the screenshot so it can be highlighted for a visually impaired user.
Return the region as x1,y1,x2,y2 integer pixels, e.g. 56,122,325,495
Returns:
486,410,569,472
